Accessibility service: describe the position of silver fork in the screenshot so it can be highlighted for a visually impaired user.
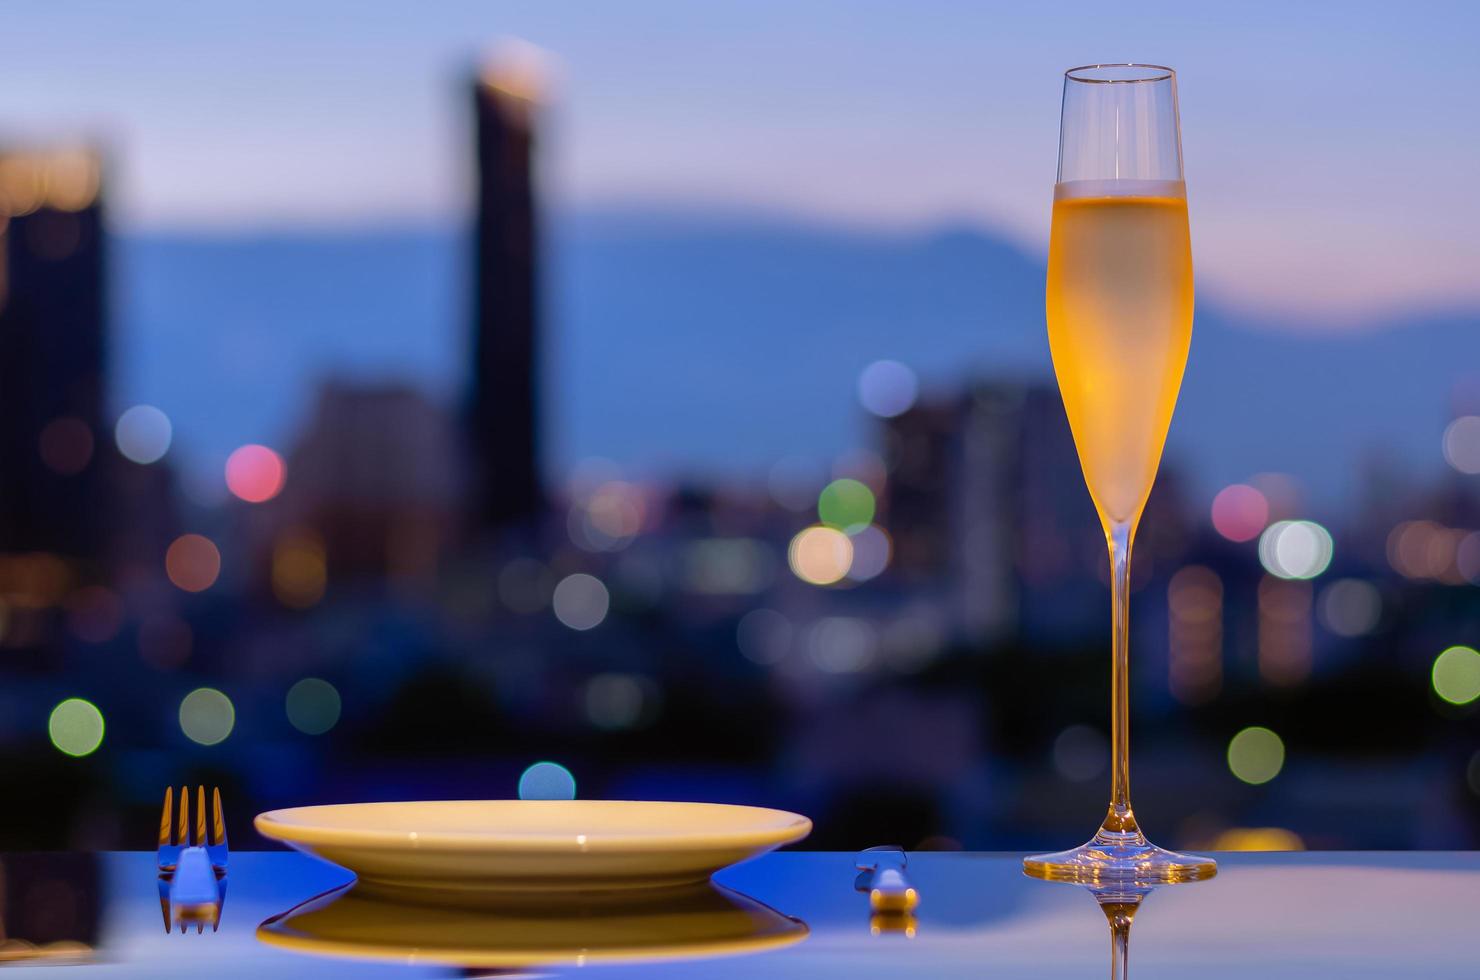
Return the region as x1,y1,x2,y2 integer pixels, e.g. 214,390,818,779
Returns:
157,786,229,873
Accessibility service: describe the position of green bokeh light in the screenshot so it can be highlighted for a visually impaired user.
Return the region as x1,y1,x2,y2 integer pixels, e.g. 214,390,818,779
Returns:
1432,646,1480,706
817,478,875,530
1227,726,1285,785
179,687,235,746
286,677,342,735
49,698,105,758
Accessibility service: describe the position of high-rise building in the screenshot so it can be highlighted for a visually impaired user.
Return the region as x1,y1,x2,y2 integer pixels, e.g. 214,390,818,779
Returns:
0,148,108,563
466,51,546,532
270,381,462,590
881,381,1102,644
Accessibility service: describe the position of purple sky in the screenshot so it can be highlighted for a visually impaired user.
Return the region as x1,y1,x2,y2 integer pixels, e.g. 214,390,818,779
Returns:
3,0,1478,323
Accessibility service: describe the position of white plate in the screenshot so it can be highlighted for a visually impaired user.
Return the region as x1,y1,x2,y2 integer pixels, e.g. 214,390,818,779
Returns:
254,800,812,894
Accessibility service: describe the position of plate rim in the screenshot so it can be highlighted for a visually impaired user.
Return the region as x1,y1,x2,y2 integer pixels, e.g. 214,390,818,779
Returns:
254,799,813,853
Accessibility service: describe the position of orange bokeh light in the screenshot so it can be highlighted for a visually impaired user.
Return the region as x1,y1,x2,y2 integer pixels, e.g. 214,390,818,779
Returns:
225,444,286,503
166,534,221,593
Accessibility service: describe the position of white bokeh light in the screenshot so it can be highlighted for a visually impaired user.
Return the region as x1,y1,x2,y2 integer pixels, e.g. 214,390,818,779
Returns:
552,573,610,631
857,360,918,418
114,405,173,464
1442,416,1480,474
1258,520,1333,580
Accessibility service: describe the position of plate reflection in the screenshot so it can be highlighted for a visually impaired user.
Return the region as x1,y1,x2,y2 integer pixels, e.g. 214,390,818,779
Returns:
257,879,808,970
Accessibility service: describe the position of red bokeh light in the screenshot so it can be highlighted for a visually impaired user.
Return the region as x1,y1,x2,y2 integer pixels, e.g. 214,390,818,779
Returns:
225,444,286,503
166,534,221,593
1211,484,1269,543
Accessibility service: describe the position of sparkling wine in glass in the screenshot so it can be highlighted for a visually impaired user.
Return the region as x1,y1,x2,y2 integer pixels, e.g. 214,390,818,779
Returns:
1024,64,1216,883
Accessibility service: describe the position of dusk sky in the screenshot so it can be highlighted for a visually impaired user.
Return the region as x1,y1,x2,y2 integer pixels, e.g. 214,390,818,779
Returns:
3,0,1478,322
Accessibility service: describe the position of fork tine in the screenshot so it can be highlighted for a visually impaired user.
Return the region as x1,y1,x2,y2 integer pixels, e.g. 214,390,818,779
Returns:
195,786,206,848
159,787,174,850
176,785,188,848
157,875,171,933
212,788,226,848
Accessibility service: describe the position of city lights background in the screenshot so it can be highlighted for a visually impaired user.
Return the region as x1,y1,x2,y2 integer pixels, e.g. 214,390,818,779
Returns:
0,0,1478,854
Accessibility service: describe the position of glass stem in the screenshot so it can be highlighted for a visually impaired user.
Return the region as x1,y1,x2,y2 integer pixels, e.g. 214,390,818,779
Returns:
1101,520,1140,838
1107,906,1134,980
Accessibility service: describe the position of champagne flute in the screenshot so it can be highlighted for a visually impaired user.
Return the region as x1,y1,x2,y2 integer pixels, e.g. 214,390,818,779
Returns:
1024,64,1215,883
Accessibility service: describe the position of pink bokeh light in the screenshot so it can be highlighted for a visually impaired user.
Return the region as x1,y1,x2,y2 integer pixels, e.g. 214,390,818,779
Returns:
1211,484,1269,543
225,444,286,503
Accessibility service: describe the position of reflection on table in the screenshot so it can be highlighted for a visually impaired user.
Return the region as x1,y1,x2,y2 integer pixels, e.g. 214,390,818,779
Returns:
2,851,1479,977
0,853,99,964
258,879,807,970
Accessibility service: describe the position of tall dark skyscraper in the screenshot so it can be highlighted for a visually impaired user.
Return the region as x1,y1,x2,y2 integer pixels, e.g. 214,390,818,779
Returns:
0,149,109,563
467,53,545,531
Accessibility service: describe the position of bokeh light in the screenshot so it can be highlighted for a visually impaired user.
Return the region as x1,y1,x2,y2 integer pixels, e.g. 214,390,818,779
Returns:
38,417,93,475
1459,532,1480,585
48,698,104,758
1441,416,1480,474
584,673,655,730
165,534,221,592
518,761,576,800
225,444,286,503
680,538,774,595
1317,579,1382,637
1168,565,1223,705
788,525,853,585
114,405,173,464
1052,725,1108,782
587,481,644,545
857,360,918,418
1210,827,1304,851
736,608,793,665
1210,484,1269,542
845,525,892,582
1386,520,1470,582
1258,520,1333,580
817,478,876,530
179,687,235,746
286,678,342,735
552,573,609,630
1431,645,1480,706
1228,726,1285,785
806,616,877,673
272,531,327,608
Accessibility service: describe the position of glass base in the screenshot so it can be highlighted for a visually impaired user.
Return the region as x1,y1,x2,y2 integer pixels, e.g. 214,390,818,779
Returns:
1023,829,1217,885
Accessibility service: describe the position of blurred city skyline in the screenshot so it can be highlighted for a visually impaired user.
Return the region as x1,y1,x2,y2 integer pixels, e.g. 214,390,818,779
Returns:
2,5,1478,856
3,0,1478,322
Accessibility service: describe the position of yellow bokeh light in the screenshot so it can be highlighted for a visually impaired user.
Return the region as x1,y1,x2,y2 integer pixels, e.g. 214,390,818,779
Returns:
1227,726,1285,785
273,531,327,608
1210,827,1304,851
788,525,853,585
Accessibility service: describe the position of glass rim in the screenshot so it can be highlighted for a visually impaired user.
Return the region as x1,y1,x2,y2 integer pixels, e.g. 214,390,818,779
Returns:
1064,64,1175,84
